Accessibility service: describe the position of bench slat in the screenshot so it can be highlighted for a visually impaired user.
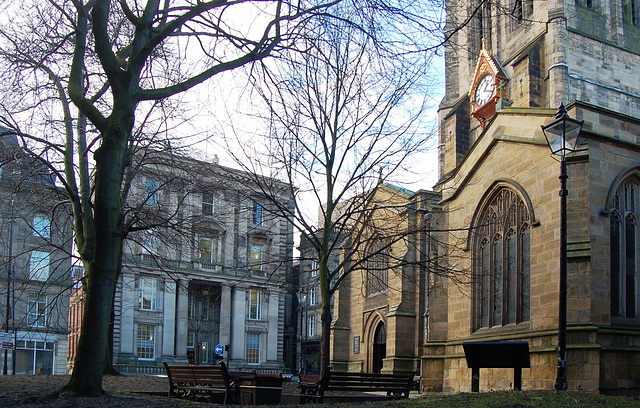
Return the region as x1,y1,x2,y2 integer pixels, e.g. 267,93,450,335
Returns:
163,362,238,405
300,368,414,403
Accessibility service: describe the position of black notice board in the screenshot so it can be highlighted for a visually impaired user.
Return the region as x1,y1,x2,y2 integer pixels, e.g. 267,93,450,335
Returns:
463,341,530,369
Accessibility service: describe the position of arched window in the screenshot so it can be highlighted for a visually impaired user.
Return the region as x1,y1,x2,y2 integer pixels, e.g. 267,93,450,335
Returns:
475,1,492,47
473,188,531,331
623,0,639,26
366,237,388,296
610,178,639,319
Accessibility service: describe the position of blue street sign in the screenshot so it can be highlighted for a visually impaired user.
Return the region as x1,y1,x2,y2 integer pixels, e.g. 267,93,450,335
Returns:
215,344,224,355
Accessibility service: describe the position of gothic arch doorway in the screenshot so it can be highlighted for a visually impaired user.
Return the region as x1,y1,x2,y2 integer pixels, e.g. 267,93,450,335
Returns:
372,322,386,373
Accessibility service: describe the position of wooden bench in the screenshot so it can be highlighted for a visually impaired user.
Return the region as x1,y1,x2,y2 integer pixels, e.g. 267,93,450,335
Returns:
299,367,414,403
463,341,530,392
163,362,238,404
412,375,421,393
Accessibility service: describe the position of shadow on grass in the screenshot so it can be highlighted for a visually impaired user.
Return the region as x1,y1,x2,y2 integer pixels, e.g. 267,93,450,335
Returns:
403,390,640,408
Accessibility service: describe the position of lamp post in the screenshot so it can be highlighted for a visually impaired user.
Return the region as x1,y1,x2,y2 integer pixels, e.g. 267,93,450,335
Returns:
541,103,583,391
4,199,14,376
297,288,307,375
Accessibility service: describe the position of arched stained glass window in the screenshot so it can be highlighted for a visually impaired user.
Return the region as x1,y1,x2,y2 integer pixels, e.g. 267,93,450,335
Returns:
366,237,389,296
610,177,640,319
473,188,531,331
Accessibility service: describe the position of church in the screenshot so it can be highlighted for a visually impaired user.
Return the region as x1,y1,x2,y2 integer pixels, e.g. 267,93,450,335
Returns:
422,0,640,394
329,0,640,395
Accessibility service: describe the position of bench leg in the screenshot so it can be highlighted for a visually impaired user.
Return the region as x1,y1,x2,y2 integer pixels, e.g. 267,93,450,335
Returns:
471,367,479,392
514,368,522,391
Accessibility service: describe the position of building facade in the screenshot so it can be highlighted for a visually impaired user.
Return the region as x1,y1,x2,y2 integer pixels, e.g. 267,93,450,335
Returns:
66,151,295,374
329,184,440,376
423,0,640,394
0,132,72,375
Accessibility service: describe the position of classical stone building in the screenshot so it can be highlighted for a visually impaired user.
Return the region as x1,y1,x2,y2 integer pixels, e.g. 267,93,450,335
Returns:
89,151,294,373
423,0,640,394
0,131,72,375
329,184,440,375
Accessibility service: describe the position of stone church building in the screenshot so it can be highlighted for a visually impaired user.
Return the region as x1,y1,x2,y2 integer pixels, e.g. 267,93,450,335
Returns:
422,0,640,394
329,0,640,395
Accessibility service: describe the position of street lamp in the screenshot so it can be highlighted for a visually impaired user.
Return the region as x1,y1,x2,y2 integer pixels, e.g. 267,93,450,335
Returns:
541,103,583,391
297,288,307,375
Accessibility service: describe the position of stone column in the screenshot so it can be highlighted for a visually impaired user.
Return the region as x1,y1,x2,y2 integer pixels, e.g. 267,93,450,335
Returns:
162,279,177,358
119,274,136,359
219,284,232,349
266,290,280,362
174,280,189,359
231,287,247,361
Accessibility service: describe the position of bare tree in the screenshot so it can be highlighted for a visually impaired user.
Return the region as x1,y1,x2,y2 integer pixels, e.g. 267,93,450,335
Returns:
224,5,445,373
0,0,366,397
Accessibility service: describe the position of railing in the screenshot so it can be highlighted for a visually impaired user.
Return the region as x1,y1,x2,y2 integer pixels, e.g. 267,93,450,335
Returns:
139,253,156,264
255,368,280,374
195,261,220,272
114,363,289,377
115,364,165,376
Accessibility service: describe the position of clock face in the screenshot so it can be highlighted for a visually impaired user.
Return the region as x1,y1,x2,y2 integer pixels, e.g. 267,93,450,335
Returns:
474,74,495,107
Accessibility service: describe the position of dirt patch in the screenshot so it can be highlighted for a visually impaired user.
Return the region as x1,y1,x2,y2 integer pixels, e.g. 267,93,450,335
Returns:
0,374,309,407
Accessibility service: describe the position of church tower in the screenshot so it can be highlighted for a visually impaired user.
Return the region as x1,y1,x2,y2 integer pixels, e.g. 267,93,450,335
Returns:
426,0,640,393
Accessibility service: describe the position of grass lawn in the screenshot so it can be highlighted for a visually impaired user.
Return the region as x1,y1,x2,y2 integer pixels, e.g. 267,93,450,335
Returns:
394,390,640,408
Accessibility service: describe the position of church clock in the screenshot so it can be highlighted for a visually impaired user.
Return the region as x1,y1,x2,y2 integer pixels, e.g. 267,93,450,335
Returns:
470,41,509,129
474,74,495,107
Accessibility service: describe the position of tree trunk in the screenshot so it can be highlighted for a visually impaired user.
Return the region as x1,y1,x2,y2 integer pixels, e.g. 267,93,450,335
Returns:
64,122,129,395
103,306,120,376
65,265,117,395
320,301,332,375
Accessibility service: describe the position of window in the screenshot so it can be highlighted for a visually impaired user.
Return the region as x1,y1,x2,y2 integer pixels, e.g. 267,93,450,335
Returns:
624,0,639,26
188,292,196,319
136,324,155,360
472,188,531,331
250,245,263,271
199,237,217,264
576,0,594,9
475,0,491,45
610,178,640,319
310,261,318,277
366,237,388,296
139,276,157,311
14,340,54,375
308,314,316,337
145,178,159,206
188,291,209,320
512,0,533,22
309,286,317,306
27,294,47,327
186,332,208,363
254,202,263,226
202,192,215,216
246,332,260,364
29,251,50,281
141,228,158,254
248,289,262,320
200,341,208,364
33,216,50,238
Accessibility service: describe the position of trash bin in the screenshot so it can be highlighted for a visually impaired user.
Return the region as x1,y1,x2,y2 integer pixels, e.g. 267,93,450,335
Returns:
238,373,284,405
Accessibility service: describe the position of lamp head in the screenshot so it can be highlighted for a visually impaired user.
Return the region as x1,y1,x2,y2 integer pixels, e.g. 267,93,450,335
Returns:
541,103,584,157
297,288,308,304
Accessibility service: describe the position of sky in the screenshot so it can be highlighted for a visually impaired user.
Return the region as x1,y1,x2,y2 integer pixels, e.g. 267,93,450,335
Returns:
191,54,444,194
